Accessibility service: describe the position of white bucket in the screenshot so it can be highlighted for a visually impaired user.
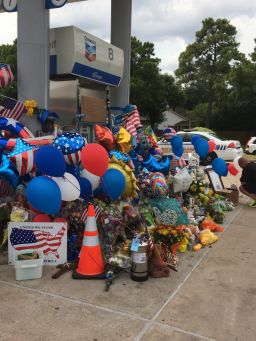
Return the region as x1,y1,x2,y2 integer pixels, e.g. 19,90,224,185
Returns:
14,250,44,281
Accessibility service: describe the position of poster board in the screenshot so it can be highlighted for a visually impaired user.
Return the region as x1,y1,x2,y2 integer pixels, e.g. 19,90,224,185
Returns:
205,167,224,192
81,95,106,123
8,222,67,265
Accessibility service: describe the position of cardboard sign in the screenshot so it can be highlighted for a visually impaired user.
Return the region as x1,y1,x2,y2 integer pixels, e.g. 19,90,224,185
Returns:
80,96,106,123
8,222,67,265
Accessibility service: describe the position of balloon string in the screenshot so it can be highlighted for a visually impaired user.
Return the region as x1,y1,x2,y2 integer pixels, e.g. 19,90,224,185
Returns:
63,175,95,201
63,175,81,192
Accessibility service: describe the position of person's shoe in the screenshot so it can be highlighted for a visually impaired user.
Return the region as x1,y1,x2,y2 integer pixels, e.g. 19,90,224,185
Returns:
249,200,256,207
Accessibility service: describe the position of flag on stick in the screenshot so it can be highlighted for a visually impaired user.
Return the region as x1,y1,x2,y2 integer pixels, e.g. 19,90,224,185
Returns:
0,96,27,121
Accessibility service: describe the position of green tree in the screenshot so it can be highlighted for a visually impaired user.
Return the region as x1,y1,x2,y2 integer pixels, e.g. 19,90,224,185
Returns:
250,38,256,62
215,59,256,130
175,18,243,127
130,37,167,127
0,39,17,100
161,73,184,110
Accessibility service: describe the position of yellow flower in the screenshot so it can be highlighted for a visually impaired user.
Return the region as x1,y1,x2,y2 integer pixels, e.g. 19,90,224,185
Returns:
26,108,34,117
24,99,38,117
159,229,169,236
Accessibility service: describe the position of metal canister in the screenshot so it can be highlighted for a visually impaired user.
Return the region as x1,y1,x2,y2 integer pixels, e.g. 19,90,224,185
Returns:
131,243,148,282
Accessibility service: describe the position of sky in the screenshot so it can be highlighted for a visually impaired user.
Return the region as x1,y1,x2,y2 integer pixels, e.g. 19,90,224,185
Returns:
0,0,256,74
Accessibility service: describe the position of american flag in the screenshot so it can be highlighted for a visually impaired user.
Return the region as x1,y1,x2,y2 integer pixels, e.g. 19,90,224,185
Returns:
0,64,14,88
81,204,101,223
0,96,27,121
10,227,66,257
9,138,38,176
122,108,143,139
0,176,12,198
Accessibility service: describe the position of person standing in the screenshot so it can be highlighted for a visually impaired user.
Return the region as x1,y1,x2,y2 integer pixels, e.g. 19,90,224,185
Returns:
238,157,256,206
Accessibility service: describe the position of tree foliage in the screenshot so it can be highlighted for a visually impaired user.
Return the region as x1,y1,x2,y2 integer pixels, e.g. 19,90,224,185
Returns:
175,18,243,127
213,59,256,130
130,37,184,127
130,36,166,126
250,38,256,62
161,73,184,110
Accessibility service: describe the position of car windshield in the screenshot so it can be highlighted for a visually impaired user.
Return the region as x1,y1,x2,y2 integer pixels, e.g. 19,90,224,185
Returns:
208,133,218,138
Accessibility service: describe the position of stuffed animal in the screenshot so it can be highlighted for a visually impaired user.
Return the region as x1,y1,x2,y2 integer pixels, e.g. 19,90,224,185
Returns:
193,229,219,251
200,219,224,232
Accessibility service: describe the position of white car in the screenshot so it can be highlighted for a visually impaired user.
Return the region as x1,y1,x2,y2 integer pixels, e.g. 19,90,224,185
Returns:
158,131,243,164
245,137,256,155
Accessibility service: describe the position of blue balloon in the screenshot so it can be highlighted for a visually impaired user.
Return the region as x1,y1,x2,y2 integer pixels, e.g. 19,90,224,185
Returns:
173,146,184,158
34,146,66,177
194,138,209,158
93,187,104,198
212,158,228,177
191,135,201,145
78,177,92,200
101,169,125,200
26,176,62,214
129,150,139,176
142,154,170,175
66,164,80,179
150,156,170,174
141,154,153,167
0,138,8,150
0,154,18,188
171,135,183,150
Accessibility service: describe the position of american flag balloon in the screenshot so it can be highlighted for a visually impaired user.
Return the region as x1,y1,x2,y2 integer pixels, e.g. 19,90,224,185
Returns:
0,117,33,139
176,158,186,169
53,132,86,165
9,138,38,176
0,64,14,88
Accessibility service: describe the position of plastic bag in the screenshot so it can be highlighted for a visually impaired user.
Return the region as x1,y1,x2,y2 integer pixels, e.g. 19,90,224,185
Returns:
173,167,192,193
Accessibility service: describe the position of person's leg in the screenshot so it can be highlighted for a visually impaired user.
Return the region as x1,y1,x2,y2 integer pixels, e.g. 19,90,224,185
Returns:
239,185,256,201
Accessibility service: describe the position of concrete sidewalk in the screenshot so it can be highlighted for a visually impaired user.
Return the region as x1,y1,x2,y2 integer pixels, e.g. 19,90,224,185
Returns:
0,200,255,341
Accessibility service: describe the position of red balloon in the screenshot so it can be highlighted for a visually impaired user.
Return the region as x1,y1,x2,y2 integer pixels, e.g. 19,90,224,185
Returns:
228,162,239,176
32,214,52,222
53,217,67,223
208,140,216,153
94,125,115,151
81,143,109,176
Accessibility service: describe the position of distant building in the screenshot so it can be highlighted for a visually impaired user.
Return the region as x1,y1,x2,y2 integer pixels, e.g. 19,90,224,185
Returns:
157,109,190,133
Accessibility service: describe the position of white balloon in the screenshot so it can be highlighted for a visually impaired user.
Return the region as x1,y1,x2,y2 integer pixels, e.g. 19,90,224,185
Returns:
52,172,80,201
81,169,100,191
233,156,242,171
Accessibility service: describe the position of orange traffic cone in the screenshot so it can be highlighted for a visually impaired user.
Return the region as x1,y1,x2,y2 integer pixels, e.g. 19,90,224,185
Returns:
73,204,105,279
